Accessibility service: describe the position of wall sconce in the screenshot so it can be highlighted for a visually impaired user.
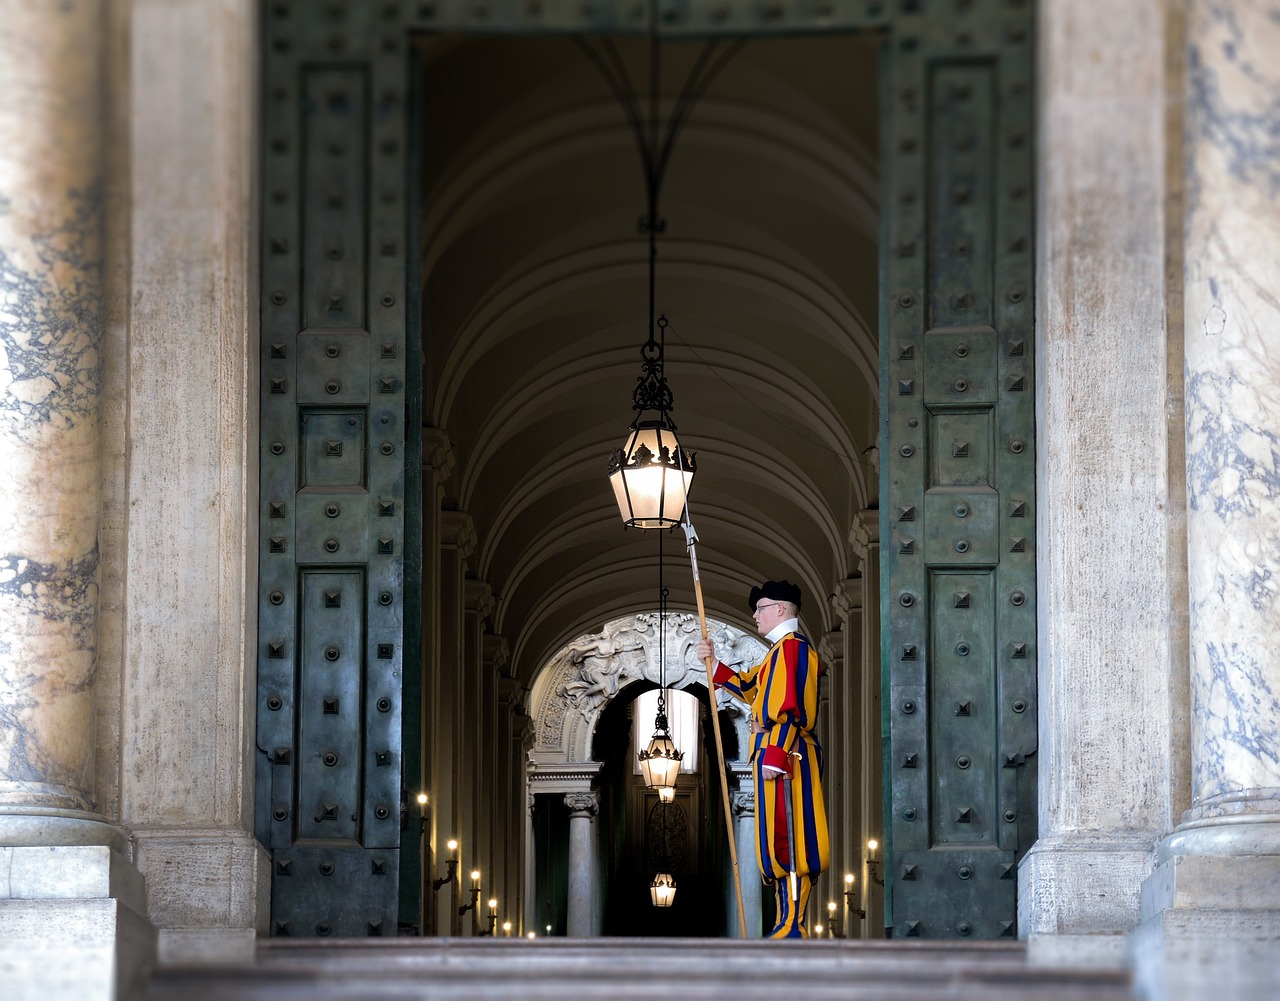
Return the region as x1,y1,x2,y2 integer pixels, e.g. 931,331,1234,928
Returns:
416,792,428,834
485,898,499,937
866,838,884,887
459,869,481,916
502,921,512,937
432,838,458,891
826,900,839,938
844,872,866,920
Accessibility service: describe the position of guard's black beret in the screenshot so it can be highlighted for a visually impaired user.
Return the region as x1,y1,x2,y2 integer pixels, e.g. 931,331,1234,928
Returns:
748,579,802,612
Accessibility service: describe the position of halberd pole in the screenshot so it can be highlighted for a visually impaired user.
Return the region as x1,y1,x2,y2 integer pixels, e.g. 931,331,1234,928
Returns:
681,514,748,938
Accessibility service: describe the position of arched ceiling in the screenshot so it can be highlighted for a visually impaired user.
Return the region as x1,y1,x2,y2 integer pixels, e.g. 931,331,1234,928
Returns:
417,32,881,685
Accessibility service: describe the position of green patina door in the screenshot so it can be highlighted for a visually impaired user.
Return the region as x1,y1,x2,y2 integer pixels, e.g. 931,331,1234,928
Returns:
255,0,1036,938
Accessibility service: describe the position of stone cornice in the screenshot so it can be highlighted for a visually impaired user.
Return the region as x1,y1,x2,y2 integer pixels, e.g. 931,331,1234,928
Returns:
485,636,511,673
465,578,494,618
422,427,455,480
830,575,863,619
440,510,476,557
849,508,880,560
819,630,844,666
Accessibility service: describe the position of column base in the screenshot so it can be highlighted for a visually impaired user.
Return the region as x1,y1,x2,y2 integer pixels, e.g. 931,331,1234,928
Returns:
0,845,156,1001
1131,821,1280,1001
132,826,269,964
0,807,128,852
1018,831,1156,967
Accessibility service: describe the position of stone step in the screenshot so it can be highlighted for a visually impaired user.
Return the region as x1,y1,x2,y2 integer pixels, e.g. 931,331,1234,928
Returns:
143,938,1133,1001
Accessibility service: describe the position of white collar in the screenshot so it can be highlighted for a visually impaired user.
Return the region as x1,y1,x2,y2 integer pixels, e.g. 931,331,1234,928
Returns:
765,617,799,645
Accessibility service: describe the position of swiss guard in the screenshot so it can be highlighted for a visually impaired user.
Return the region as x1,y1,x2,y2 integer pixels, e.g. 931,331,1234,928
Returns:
696,579,830,938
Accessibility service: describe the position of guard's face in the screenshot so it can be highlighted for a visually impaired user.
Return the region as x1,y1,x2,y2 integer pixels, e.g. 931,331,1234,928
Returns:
751,599,789,636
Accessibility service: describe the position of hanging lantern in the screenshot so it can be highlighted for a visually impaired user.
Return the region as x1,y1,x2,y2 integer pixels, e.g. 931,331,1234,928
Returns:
607,316,697,530
608,418,696,529
637,724,682,797
650,872,677,908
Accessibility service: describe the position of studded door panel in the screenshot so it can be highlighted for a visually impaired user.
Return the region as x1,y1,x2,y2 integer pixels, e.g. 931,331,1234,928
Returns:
257,1,408,937
880,1,1037,940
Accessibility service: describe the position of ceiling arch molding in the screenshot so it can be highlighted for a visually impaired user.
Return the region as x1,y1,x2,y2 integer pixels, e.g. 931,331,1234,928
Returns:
432,240,875,429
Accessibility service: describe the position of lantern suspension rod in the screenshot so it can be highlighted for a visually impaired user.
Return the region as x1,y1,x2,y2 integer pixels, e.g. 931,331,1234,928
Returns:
573,13,745,377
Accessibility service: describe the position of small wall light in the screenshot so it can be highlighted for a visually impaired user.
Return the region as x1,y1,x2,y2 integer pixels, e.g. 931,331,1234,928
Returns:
432,838,458,891
866,838,884,887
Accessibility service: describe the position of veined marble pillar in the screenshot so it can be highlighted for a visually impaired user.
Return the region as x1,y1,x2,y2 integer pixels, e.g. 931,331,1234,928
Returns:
0,0,114,856
1134,5,1280,999
564,790,599,937
0,5,154,999
1024,0,1181,967
730,781,762,938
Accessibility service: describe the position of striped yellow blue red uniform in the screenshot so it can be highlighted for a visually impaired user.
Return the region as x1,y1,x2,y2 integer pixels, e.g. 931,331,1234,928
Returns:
714,631,829,938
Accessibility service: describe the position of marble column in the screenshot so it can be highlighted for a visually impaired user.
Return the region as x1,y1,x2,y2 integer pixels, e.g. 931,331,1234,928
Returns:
1023,0,1182,967
564,790,599,937
1133,4,1280,999
524,790,538,936
0,0,114,855
730,783,762,938
0,4,154,999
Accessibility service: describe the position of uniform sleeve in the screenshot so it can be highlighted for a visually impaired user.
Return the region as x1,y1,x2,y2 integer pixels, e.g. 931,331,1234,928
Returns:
712,659,761,703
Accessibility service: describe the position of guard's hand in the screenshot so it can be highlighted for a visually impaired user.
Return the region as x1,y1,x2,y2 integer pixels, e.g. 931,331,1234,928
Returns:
761,764,787,781
695,638,715,663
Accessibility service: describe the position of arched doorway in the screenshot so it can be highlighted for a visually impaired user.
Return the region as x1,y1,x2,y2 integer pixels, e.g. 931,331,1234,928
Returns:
255,0,1036,940
526,613,762,936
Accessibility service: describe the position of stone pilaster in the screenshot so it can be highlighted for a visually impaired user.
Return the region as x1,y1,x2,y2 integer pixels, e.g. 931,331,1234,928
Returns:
1133,4,1280,998
435,509,474,936
112,0,267,965
462,578,493,902
0,4,154,998
830,577,867,936
564,790,599,937
418,428,453,934
851,514,884,935
1023,0,1181,968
